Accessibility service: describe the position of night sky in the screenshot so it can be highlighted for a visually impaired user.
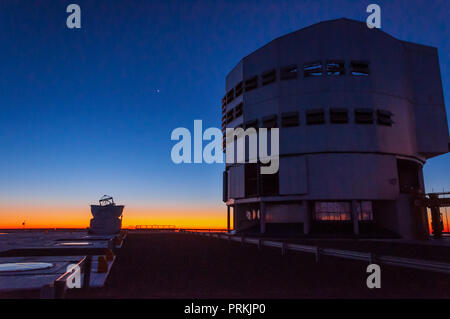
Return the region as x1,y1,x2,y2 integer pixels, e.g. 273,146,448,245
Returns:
0,0,448,228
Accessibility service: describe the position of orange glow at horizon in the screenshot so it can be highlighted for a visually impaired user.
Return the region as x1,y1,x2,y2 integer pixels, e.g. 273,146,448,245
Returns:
0,204,227,229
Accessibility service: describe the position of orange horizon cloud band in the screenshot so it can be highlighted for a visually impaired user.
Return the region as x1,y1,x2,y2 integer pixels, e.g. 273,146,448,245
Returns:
0,205,227,229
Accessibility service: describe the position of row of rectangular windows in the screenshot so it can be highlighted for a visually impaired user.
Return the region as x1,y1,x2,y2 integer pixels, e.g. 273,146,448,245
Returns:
314,201,373,221
221,108,392,151
222,60,370,107
222,108,393,129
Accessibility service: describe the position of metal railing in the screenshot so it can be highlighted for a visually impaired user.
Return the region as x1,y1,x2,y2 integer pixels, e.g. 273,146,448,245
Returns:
134,226,228,233
136,225,177,230
179,228,228,233
189,232,450,275
40,255,92,299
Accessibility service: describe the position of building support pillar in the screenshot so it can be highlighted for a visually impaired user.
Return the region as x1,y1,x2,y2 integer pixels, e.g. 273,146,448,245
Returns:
227,206,230,233
351,200,360,236
303,202,311,235
260,201,266,234
233,206,237,231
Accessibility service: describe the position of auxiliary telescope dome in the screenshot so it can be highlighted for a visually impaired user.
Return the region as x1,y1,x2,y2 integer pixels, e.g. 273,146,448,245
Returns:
89,195,124,234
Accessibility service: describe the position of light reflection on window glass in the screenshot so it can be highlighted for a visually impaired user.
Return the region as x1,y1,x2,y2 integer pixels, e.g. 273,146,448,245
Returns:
314,201,374,221
357,201,373,221
314,202,351,221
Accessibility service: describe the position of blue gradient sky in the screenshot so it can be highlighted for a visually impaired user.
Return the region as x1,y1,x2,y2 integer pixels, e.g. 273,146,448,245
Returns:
0,0,448,227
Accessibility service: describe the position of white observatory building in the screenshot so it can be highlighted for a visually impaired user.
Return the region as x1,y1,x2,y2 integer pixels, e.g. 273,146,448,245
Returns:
221,18,449,239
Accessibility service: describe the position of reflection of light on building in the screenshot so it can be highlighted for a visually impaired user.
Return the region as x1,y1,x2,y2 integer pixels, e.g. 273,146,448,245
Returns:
427,207,450,233
222,19,449,239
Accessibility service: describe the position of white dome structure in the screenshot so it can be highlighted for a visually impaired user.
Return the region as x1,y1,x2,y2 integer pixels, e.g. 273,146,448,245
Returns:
89,195,124,235
221,18,449,239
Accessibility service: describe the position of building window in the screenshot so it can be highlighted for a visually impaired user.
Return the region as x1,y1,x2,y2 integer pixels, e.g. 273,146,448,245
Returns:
354,108,374,124
244,76,258,92
281,112,299,127
235,81,243,97
330,108,348,123
280,65,298,80
304,61,323,77
226,109,234,123
326,60,345,75
314,202,351,221
226,88,235,103
306,109,325,125
262,114,277,128
356,201,373,221
234,103,243,118
377,109,393,126
351,61,369,76
261,69,277,86
244,119,258,129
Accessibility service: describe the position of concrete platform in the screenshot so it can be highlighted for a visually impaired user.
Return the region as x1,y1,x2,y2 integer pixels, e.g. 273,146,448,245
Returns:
0,231,119,295
0,231,114,253
0,256,83,291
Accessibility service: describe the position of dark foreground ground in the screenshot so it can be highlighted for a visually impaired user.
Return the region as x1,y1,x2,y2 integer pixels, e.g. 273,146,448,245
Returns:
68,233,450,298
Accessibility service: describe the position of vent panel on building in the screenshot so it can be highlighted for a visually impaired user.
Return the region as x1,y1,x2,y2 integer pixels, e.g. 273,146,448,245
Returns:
330,108,349,123
326,60,345,76
244,119,258,129
280,65,298,80
304,61,323,77
306,109,325,125
354,108,374,124
351,61,370,76
244,76,258,92
234,103,243,118
281,112,300,127
262,115,278,128
261,69,277,86
377,109,393,126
